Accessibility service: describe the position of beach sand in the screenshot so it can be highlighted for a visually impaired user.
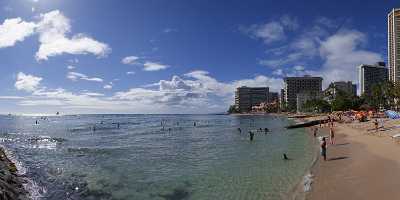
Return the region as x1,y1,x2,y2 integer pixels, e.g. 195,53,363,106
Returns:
306,119,400,200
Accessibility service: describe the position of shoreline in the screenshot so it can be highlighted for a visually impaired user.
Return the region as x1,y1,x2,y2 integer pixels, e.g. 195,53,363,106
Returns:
288,116,324,200
0,146,29,200
278,115,323,200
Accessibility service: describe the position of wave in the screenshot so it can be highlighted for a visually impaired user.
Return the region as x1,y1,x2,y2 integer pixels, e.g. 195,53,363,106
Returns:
28,136,67,150
1,146,46,200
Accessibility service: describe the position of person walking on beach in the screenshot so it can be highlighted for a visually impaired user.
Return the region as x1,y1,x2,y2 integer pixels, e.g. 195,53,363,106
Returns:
329,127,335,145
321,137,327,161
374,119,379,132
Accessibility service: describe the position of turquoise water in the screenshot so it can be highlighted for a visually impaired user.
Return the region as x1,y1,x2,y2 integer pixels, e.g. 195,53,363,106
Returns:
0,114,314,200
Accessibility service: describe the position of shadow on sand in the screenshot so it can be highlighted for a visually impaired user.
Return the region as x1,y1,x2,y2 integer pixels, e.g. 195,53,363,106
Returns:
328,156,349,161
335,142,350,146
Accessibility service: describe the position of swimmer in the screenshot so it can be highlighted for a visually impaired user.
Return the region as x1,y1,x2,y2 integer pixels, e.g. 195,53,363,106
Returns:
249,131,254,141
283,153,289,160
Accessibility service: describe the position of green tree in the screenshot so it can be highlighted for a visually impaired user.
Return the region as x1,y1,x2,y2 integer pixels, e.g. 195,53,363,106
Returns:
331,90,362,111
227,105,239,114
302,99,331,113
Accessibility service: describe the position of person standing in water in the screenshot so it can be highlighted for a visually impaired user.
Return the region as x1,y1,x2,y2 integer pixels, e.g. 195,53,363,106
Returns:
313,127,318,137
283,153,289,160
329,127,335,145
320,137,327,161
249,131,254,141
237,128,242,133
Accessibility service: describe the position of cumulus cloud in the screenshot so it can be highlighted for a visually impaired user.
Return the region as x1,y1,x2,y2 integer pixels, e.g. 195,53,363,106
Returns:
0,18,36,48
113,70,283,112
254,16,382,90
15,72,42,92
11,70,283,113
319,30,382,85
35,10,111,60
126,71,135,75
0,10,111,60
121,56,139,65
143,61,169,71
67,72,103,82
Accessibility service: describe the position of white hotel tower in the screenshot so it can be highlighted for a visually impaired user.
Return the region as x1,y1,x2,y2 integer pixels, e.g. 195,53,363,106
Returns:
388,8,400,83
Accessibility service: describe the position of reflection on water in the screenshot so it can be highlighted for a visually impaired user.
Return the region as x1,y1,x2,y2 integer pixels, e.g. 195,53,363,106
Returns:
0,114,314,200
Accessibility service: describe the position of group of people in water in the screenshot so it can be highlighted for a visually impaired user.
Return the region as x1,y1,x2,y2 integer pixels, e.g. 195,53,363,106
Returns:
236,127,270,141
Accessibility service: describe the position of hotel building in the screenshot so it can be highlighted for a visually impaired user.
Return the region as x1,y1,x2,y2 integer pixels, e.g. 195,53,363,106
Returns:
283,76,323,111
388,8,400,83
358,62,388,95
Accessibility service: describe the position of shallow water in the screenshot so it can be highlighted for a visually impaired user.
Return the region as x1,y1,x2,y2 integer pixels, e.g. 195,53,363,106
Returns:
0,114,314,200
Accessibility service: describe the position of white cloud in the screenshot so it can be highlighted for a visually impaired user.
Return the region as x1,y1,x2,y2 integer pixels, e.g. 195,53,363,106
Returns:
242,15,299,44
143,61,169,71
293,65,305,71
68,58,79,63
126,71,135,75
319,30,382,86
67,65,75,70
272,69,284,76
10,70,283,113
0,18,36,48
121,56,139,65
103,84,112,89
250,22,285,44
115,70,283,112
15,72,42,92
67,72,103,82
35,10,111,60
0,96,26,100
82,92,104,97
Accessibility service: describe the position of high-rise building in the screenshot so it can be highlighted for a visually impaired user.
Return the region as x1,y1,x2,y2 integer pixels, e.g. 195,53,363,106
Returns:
283,76,323,111
388,8,400,83
327,81,357,97
358,62,388,95
280,89,286,110
235,86,269,113
268,92,279,103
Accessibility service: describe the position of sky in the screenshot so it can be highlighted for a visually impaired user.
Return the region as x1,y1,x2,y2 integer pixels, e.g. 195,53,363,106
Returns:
0,0,398,114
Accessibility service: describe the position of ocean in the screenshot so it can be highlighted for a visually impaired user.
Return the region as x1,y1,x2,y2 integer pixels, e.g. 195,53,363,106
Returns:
0,114,315,200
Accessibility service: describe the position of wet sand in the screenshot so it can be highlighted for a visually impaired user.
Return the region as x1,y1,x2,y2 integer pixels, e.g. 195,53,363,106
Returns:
307,120,400,200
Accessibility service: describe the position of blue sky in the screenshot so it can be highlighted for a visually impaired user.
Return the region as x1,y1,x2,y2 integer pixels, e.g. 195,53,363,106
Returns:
0,0,398,114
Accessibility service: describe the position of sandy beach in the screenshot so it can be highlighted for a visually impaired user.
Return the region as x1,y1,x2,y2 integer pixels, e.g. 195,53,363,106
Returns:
306,118,400,200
